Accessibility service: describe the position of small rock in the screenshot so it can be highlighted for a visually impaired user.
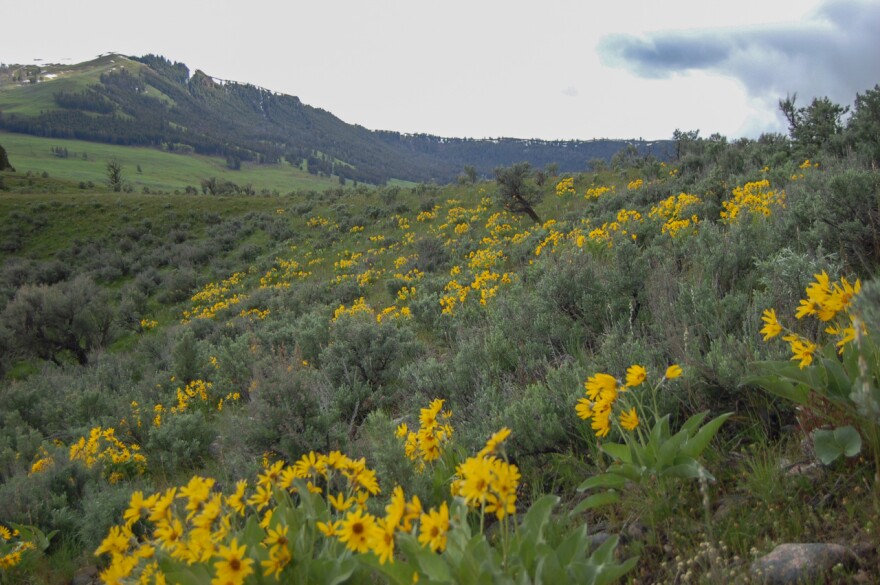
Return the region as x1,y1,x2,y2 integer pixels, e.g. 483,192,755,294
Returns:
784,462,823,482
750,543,858,584
588,531,612,548
70,565,99,585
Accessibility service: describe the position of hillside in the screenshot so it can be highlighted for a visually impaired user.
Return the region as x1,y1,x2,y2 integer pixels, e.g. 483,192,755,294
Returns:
0,54,669,185
2,76,879,583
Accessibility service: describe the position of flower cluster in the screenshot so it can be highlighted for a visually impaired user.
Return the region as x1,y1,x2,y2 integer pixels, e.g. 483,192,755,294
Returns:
95,447,454,582
451,428,520,521
720,179,785,223
576,365,682,438
627,178,644,190
396,398,453,468
649,193,702,237
69,426,147,483
585,185,614,200
259,257,312,289
761,271,863,367
0,525,36,570
555,176,575,197
183,272,248,322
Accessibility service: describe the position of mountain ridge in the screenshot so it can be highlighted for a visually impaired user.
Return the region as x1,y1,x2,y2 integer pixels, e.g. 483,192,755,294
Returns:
0,53,672,184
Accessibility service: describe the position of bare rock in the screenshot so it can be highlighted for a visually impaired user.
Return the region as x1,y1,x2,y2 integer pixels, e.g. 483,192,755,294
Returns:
750,543,858,584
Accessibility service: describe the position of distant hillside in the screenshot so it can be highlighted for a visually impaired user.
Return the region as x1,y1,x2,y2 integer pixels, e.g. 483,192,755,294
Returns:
0,54,671,184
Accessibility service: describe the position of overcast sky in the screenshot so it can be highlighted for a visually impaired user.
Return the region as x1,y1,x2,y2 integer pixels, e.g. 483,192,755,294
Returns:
2,0,878,140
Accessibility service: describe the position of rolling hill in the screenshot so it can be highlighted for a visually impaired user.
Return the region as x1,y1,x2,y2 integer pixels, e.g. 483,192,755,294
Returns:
0,54,671,185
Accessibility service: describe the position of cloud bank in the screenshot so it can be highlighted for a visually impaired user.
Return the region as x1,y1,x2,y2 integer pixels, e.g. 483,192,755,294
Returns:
599,0,880,116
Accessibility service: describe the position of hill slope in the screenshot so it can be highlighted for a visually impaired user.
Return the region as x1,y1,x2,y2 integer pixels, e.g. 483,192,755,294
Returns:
0,54,670,184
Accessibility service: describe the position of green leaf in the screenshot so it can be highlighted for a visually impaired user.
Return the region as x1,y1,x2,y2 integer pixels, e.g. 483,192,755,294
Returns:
660,459,705,480
649,415,671,448
326,558,358,585
679,412,732,459
656,429,690,468
414,549,452,583
680,411,709,434
569,491,620,516
813,426,863,464
599,442,632,463
520,495,558,542
577,473,626,492
608,463,644,482
555,525,589,567
360,555,417,585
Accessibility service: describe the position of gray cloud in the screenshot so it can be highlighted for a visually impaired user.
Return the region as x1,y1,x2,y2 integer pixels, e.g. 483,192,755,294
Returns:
599,0,880,111
562,86,579,97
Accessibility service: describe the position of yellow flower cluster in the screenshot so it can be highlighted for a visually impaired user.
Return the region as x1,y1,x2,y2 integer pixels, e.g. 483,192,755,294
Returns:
451,428,520,520
396,285,416,302
0,525,36,570
761,271,863,367
332,297,374,322
627,178,644,190
183,272,248,322
260,258,312,289
69,427,146,483
172,379,212,413
396,398,453,468
333,252,363,272
440,270,514,315
454,222,470,235
649,193,702,237
28,446,54,475
307,216,330,227
140,318,158,331
349,225,364,233
585,185,614,200
576,365,681,437
467,247,505,270
416,208,439,222
534,229,563,256
720,179,785,223
96,446,455,581
376,305,412,323
555,176,576,197
239,308,270,320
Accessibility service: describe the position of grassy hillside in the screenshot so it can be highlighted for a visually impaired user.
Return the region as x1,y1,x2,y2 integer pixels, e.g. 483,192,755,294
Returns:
0,131,338,192
1,87,879,584
0,54,671,185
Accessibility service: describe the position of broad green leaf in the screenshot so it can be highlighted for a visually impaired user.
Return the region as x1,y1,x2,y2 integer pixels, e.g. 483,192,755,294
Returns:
158,562,212,585
679,412,732,459
555,525,589,566
588,534,619,563
591,555,641,585
520,495,558,542
360,556,417,585
657,429,689,468
660,459,705,480
600,442,632,463
743,373,810,405
415,549,452,583
813,426,863,464
680,411,709,434
821,356,853,400
609,463,644,482
577,472,626,492
327,558,358,585
537,549,565,585
569,490,620,516
649,415,671,448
